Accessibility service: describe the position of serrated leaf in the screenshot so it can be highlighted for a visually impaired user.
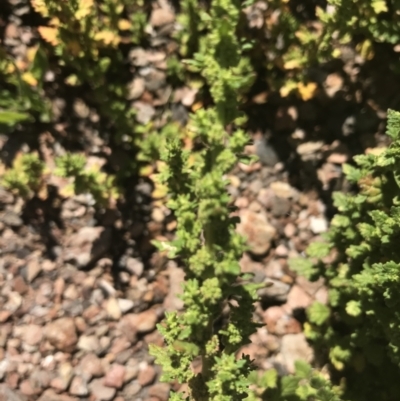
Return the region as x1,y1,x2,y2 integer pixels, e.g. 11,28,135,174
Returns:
281,376,301,396
259,368,277,389
288,257,317,279
342,163,362,182
346,300,362,317
306,242,331,258
296,384,315,400
294,360,312,379
307,302,330,326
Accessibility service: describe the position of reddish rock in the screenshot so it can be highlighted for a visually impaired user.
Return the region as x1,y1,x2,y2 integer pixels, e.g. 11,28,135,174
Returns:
148,383,170,401
78,353,104,379
284,223,297,238
283,285,313,313
110,337,131,355
13,276,28,295
138,365,156,386
150,8,175,27
37,389,78,401
0,384,27,401
50,362,73,391
119,309,158,335
30,370,52,389
89,379,116,401
23,325,43,346
315,286,329,304
296,276,324,296
0,310,11,323
5,372,19,389
69,376,89,396
123,382,141,398
20,380,41,397
82,305,101,322
44,318,78,352
263,306,302,335
27,259,42,283
281,334,313,373
124,364,139,383
103,364,125,389
236,210,276,255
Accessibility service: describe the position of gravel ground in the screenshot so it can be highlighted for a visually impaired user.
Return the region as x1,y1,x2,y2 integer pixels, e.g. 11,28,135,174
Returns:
2,1,400,400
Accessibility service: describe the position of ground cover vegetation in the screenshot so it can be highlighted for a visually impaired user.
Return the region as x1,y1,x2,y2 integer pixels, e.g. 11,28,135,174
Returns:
2,0,400,400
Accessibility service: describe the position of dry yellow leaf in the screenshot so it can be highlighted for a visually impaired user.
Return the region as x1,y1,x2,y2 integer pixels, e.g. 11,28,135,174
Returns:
139,164,154,177
283,59,302,70
356,39,374,61
280,80,297,98
297,82,318,101
75,0,94,20
16,60,27,71
38,26,59,46
37,183,48,200
59,183,75,198
6,62,15,74
48,17,60,27
31,0,49,17
22,72,38,87
156,160,167,171
191,101,203,112
118,19,132,31
65,74,80,86
187,154,196,167
152,183,168,199
332,48,341,58
26,45,39,63
365,147,387,156
94,30,120,46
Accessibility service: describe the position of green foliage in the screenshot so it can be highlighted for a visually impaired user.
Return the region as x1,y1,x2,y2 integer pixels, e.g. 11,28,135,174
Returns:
1,151,119,206
149,1,261,400
0,46,51,128
55,153,120,206
248,362,344,401
30,0,138,145
2,152,46,198
290,109,400,400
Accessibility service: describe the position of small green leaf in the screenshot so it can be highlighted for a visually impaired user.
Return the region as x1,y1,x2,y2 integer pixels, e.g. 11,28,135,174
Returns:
294,360,312,379
0,110,32,125
306,241,331,259
259,368,278,389
345,300,362,317
288,257,317,279
307,302,330,326
281,376,300,396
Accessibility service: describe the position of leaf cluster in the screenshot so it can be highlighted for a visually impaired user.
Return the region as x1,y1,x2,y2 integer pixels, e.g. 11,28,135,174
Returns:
290,109,400,400
149,2,261,400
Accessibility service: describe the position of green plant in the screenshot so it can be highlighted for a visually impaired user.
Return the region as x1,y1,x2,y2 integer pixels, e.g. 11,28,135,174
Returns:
54,153,120,206
2,152,46,198
0,45,51,128
248,361,344,401
30,0,139,144
149,1,264,400
290,109,400,400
